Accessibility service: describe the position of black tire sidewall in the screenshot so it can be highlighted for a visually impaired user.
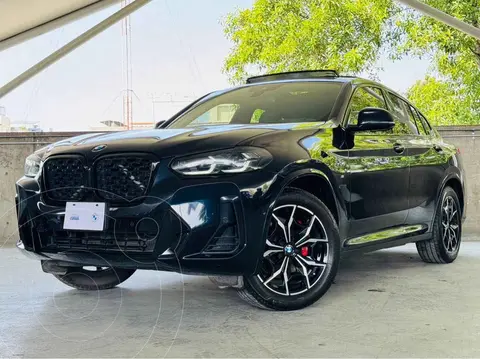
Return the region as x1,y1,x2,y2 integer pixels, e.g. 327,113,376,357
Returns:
244,188,340,310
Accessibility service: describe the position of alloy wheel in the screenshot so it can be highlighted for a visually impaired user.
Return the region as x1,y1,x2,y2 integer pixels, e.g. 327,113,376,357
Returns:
441,195,460,253
257,204,330,296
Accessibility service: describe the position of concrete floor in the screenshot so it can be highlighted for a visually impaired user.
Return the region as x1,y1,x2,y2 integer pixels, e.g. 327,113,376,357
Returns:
2,243,480,358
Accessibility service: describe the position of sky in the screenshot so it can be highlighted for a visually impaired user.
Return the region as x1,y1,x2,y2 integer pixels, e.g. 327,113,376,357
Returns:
0,0,431,131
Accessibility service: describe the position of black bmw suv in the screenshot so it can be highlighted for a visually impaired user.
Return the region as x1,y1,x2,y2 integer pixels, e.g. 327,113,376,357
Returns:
16,70,466,310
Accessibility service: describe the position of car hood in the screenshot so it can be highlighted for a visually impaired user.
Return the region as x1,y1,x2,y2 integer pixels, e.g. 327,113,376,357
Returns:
40,122,332,160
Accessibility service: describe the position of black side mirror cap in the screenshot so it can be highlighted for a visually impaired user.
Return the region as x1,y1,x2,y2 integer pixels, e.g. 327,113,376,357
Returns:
349,107,395,132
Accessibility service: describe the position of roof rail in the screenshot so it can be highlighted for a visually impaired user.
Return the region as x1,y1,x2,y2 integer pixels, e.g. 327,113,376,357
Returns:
246,70,339,84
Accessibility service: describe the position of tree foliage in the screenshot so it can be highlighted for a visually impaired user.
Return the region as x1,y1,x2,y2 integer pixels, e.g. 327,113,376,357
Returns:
397,0,480,125
407,76,475,125
223,0,397,83
223,0,480,125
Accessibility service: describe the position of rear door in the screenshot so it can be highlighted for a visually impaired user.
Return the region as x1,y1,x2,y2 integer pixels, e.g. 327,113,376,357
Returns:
403,105,447,226
345,86,411,239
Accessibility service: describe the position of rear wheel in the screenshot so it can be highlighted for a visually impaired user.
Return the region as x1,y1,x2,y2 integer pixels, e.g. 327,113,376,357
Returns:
53,266,136,290
238,188,340,310
416,186,462,264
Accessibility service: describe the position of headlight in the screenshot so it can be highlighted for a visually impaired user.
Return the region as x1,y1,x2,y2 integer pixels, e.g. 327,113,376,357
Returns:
24,154,41,177
171,147,272,176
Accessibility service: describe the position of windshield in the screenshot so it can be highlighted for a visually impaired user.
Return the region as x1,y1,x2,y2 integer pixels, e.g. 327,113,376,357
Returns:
166,82,343,128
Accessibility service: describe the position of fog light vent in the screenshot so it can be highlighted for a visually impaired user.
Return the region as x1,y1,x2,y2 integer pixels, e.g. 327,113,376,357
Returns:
203,226,239,254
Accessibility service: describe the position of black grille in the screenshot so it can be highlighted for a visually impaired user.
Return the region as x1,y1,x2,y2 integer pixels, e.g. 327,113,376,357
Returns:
41,230,157,253
36,210,186,254
42,154,155,203
95,156,154,202
44,157,87,201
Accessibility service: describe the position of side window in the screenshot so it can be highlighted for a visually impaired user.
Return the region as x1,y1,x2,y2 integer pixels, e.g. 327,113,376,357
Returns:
188,104,239,126
387,93,419,135
347,87,387,125
250,109,265,123
409,105,427,135
418,112,433,134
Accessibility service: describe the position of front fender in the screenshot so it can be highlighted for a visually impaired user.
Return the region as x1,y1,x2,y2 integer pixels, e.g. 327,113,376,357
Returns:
276,161,347,213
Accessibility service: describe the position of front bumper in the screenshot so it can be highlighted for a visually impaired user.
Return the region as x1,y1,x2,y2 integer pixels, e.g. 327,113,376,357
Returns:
16,172,279,276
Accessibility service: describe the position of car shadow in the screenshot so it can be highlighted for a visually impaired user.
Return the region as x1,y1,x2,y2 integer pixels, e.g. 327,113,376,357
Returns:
329,246,427,297
9,246,429,357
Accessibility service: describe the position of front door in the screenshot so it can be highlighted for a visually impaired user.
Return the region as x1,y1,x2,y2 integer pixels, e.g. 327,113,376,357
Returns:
344,86,411,239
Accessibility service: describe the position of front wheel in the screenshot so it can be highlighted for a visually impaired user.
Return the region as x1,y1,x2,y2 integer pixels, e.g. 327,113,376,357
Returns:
53,267,136,290
416,186,462,264
238,188,340,310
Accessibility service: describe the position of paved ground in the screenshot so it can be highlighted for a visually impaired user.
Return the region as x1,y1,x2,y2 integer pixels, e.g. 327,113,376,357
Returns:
2,243,480,358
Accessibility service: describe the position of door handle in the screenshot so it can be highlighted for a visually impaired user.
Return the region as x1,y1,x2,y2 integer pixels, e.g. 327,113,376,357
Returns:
393,143,405,154
433,145,443,153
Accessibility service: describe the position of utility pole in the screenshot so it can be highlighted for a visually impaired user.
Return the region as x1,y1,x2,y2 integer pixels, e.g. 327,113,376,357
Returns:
122,0,134,130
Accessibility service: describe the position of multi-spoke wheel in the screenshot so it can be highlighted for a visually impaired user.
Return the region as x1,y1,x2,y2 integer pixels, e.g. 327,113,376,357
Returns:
238,188,340,310
441,196,460,253
417,186,462,264
53,267,136,290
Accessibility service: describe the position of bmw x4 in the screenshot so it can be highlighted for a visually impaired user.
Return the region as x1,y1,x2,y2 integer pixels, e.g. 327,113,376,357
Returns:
16,70,466,310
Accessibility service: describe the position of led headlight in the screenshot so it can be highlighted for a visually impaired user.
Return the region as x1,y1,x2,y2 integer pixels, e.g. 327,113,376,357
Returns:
171,147,272,176
24,153,42,177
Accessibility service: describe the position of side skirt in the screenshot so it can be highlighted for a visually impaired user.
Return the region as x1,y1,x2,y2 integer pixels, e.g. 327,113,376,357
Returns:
341,224,429,255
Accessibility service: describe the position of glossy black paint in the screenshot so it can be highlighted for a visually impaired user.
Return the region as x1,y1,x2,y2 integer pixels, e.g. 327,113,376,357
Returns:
16,76,466,276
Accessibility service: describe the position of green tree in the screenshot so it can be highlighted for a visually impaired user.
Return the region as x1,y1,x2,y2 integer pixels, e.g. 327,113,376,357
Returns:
396,0,480,125
407,76,475,125
223,0,480,126
223,0,398,83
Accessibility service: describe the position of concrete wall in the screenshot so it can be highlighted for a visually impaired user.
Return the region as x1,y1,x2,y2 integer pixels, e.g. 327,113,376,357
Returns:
436,126,479,236
1,128,479,247
0,132,93,248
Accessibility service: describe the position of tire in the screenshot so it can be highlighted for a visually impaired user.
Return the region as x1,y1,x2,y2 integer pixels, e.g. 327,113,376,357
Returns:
238,188,340,310
416,186,462,264
53,267,136,290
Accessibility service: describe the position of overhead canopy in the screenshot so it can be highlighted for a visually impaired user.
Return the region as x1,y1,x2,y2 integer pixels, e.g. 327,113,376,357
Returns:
0,0,121,51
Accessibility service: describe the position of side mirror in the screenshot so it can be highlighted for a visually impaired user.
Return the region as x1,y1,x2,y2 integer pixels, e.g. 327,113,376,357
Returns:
351,107,395,132
155,120,166,129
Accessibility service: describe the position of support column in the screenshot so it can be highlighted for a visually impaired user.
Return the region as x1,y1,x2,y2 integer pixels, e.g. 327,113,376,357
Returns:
0,0,152,99
395,0,480,41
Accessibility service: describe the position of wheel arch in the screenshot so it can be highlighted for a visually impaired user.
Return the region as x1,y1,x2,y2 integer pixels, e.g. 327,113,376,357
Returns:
285,174,339,224
433,173,465,228
443,176,465,217
270,166,347,227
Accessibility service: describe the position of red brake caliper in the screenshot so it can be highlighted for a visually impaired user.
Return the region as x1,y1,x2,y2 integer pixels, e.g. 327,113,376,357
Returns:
297,218,309,256
301,246,309,257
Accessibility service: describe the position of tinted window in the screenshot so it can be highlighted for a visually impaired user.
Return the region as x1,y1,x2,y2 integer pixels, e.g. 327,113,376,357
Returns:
347,87,387,125
409,105,427,135
188,104,239,126
387,93,419,135
167,82,343,128
418,112,433,133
